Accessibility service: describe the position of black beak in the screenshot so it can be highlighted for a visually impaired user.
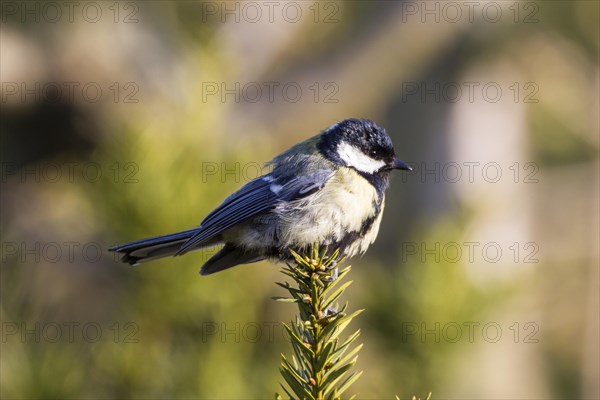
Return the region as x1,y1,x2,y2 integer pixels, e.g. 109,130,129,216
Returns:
392,158,413,171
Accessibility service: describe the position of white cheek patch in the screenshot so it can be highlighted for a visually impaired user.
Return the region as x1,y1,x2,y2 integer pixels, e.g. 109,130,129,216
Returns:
337,142,386,173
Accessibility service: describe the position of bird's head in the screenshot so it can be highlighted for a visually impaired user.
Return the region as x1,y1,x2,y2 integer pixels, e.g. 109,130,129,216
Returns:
317,118,412,175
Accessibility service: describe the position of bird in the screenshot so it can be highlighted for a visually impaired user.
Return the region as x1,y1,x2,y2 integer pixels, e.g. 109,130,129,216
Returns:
109,118,412,275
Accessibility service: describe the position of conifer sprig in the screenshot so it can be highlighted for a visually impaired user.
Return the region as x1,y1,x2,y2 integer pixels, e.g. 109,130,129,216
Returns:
274,246,363,400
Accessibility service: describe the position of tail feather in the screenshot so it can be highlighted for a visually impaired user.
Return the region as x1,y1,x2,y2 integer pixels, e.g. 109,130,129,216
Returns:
109,229,219,265
200,244,265,275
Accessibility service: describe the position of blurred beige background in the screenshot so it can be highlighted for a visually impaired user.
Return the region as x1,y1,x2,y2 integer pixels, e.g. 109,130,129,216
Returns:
1,1,598,398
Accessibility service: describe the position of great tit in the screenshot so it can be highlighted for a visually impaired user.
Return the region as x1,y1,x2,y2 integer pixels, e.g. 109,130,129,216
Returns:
110,118,412,275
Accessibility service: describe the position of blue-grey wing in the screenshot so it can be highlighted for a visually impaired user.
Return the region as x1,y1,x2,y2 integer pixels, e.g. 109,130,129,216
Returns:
175,169,334,255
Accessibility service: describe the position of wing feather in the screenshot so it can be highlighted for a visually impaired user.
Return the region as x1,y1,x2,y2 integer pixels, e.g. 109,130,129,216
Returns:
175,169,333,255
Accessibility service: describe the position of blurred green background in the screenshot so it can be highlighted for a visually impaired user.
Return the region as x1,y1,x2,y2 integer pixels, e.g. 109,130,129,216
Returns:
1,1,598,398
